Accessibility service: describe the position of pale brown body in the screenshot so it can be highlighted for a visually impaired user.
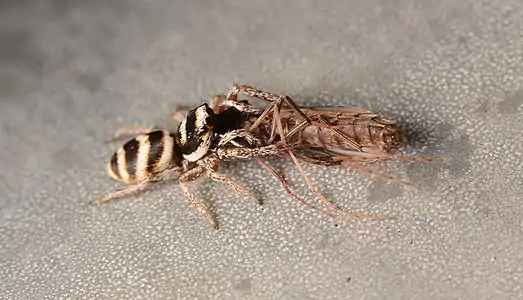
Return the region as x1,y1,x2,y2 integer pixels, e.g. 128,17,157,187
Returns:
281,106,403,152
242,105,404,165
222,85,415,168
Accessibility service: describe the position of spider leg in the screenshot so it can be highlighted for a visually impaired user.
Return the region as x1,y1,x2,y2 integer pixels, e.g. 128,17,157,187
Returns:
178,165,218,229
106,125,159,142
89,167,181,205
198,157,260,204
218,129,262,148
172,106,189,123
211,93,264,114
214,143,292,160
89,180,153,205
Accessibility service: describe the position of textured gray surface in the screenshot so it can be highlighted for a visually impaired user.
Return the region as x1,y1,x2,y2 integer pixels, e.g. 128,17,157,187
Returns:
1,0,523,299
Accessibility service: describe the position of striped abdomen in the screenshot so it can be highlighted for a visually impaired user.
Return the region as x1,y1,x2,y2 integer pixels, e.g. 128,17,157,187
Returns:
107,130,183,184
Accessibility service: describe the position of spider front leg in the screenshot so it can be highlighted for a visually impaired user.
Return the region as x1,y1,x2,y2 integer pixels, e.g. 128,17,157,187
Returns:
218,129,262,148
226,84,281,102
211,94,264,115
214,142,293,160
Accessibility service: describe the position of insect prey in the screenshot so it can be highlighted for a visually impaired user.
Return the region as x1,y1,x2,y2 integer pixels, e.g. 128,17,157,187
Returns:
211,85,444,219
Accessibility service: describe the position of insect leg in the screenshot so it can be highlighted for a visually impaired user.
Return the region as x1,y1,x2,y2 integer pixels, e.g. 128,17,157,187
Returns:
292,152,340,166
179,165,218,229
286,150,384,221
225,84,311,123
226,85,312,144
252,92,363,150
247,102,277,132
238,89,311,145
277,94,311,125
262,94,311,145
255,158,339,219
198,157,261,204
261,94,303,145
283,120,309,140
270,95,289,144
340,160,420,189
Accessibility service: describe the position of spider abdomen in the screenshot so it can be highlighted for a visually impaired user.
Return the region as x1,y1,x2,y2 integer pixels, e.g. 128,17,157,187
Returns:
107,130,181,184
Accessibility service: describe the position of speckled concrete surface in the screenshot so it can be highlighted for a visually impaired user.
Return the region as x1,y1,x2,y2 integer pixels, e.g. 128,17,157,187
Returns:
1,0,523,299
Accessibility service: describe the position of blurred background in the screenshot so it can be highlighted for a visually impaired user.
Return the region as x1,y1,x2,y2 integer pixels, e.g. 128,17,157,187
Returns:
1,0,522,299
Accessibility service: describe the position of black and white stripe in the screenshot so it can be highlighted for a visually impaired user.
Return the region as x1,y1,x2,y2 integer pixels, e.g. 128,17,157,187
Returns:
178,104,215,145
107,130,181,184
177,104,217,162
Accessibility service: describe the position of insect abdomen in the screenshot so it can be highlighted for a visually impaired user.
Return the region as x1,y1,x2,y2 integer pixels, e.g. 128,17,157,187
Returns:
107,130,181,184
300,122,403,150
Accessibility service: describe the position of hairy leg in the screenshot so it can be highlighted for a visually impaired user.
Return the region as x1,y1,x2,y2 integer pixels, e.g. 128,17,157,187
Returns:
179,165,218,229
211,94,264,115
106,125,159,142
172,106,189,123
198,157,261,204
217,129,262,148
89,180,152,205
214,143,294,160
89,167,181,205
